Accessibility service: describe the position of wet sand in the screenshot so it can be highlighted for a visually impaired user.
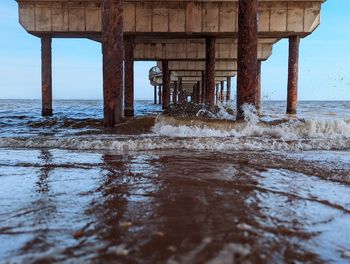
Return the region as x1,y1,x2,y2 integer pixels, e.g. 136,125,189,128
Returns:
1,149,350,263
1,100,350,263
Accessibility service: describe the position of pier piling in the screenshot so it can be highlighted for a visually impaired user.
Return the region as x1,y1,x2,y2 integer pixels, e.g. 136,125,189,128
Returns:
201,72,206,103
124,36,135,117
154,86,157,104
226,77,231,103
102,0,124,127
158,85,162,105
220,81,224,103
257,60,262,111
162,61,170,109
205,36,216,108
215,84,219,104
196,81,201,103
173,81,178,104
179,77,184,104
287,35,300,114
236,0,258,119
41,36,52,117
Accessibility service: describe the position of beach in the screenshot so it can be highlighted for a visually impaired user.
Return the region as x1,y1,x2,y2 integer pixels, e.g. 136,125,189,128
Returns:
1,100,350,263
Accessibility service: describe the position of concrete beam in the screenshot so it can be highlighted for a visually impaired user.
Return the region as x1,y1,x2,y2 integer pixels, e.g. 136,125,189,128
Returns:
173,71,236,77
158,61,237,71
18,1,324,38
133,40,273,61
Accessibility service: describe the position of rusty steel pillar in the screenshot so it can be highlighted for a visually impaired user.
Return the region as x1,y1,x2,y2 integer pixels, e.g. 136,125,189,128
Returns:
205,36,216,108
102,0,124,127
193,84,196,103
220,81,225,103
179,77,184,104
154,86,157,104
196,81,201,103
162,61,170,110
257,60,262,111
41,36,52,117
226,77,231,103
236,0,258,119
201,71,206,103
287,35,300,114
158,85,162,105
173,81,178,104
215,84,220,104
124,36,135,117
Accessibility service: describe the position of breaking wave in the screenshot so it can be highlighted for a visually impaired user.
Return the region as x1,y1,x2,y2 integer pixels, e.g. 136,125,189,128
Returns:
0,103,349,151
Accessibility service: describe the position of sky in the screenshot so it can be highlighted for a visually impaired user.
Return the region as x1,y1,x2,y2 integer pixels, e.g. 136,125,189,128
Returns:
0,0,349,101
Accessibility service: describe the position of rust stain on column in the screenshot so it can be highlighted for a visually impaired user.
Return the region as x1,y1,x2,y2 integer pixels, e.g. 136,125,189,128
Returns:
226,77,231,102
124,36,135,117
102,0,124,127
257,60,262,111
237,0,258,119
41,36,52,117
287,35,300,114
220,81,225,103
162,61,170,110
205,36,216,108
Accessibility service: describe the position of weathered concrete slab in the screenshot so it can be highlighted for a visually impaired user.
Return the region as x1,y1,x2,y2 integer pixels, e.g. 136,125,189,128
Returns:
18,0,324,38
134,40,273,61
173,71,236,77
158,61,237,71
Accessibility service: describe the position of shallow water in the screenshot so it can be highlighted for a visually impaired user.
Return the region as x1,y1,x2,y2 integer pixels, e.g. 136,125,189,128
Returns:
0,100,350,263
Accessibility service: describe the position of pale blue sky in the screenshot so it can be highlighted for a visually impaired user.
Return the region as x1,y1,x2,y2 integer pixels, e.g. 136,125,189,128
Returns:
0,0,349,100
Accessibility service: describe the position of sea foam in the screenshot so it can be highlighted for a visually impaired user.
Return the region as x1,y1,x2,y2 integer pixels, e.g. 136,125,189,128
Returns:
0,105,349,152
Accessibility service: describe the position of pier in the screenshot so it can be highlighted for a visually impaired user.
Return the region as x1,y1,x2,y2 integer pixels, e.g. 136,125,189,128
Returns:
16,0,325,126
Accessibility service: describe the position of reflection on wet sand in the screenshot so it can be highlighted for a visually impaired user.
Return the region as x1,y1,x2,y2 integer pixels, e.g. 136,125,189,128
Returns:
70,152,327,263
1,150,350,263
18,150,58,260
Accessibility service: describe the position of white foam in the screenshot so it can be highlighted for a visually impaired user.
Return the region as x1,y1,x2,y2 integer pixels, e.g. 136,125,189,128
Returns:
0,104,350,152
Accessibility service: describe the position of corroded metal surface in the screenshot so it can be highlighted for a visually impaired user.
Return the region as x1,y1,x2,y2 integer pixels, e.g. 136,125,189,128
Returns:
220,81,225,103
102,0,124,127
196,81,201,103
158,85,162,105
215,84,220,104
154,86,157,104
41,36,52,117
237,0,258,119
205,36,216,108
257,60,262,110
173,81,178,104
226,76,231,102
201,72,206,103
287,36,300,114
162,61,170,109
124,36,135,117
179,77,184,104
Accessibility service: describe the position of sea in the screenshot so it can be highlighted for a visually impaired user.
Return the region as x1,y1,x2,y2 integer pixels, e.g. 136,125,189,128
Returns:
0,99,350,263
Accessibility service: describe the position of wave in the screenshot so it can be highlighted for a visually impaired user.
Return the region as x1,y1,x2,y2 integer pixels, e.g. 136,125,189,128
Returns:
0,105,349,151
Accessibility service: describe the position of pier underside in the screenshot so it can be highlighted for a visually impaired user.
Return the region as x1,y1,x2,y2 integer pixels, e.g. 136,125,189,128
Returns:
16,0,325,126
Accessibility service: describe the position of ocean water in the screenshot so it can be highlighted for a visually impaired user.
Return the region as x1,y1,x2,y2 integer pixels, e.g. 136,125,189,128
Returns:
0,99,350,263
